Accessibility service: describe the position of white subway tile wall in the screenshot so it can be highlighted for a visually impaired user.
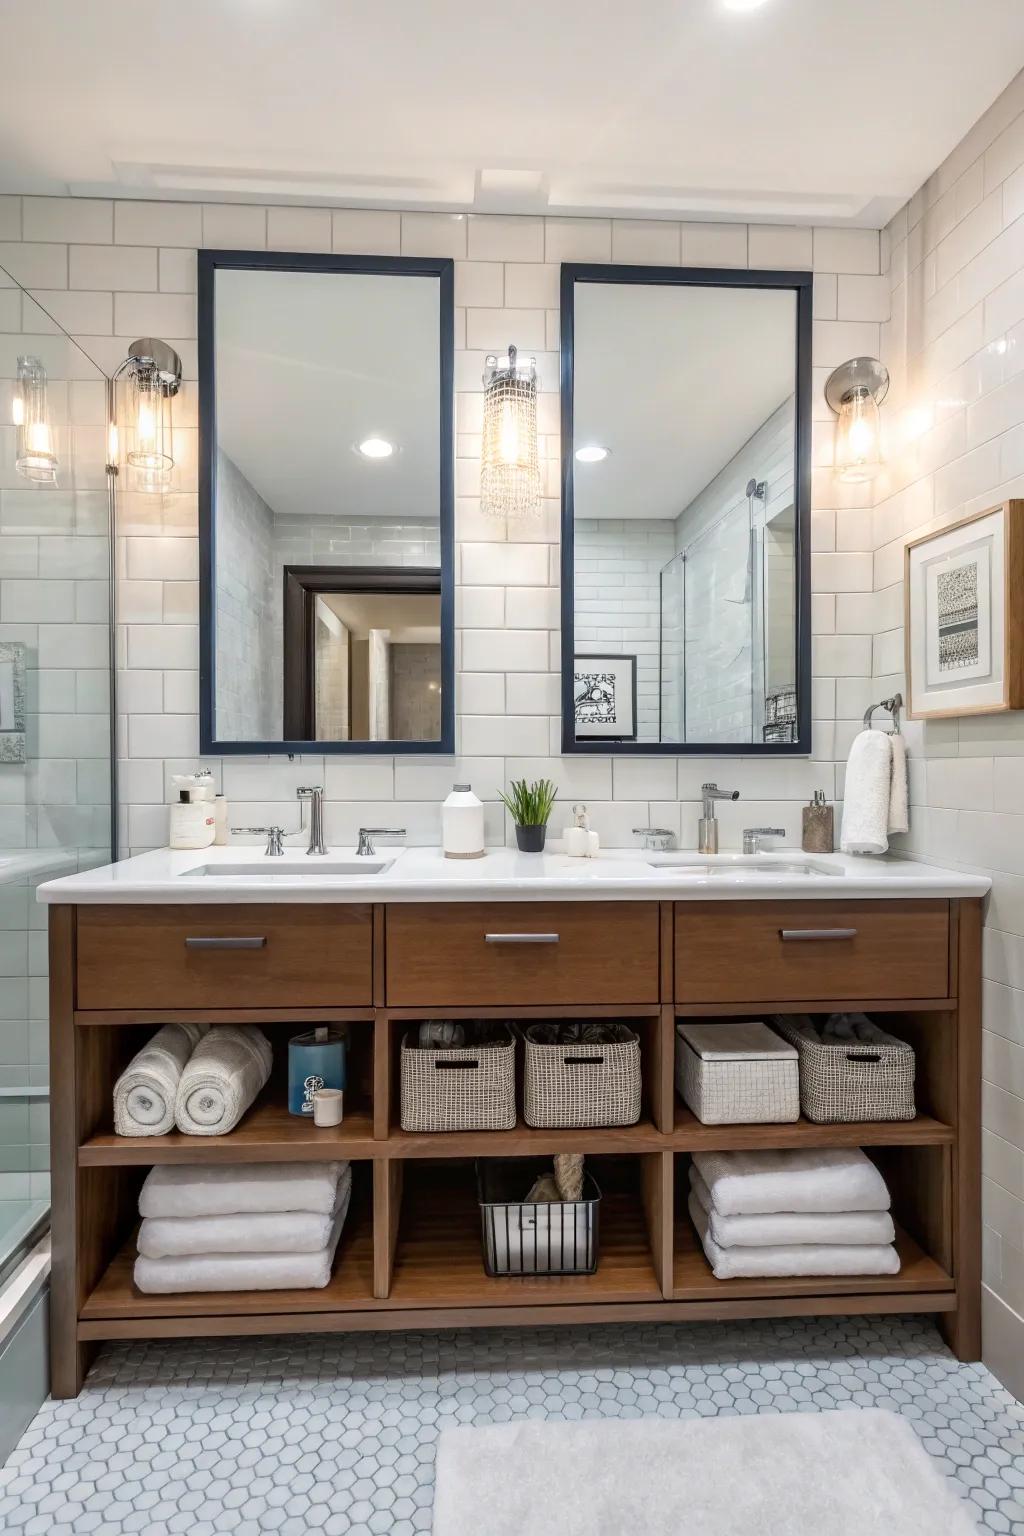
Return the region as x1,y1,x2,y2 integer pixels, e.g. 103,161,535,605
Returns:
874,69,1024,1389
0,198,887,858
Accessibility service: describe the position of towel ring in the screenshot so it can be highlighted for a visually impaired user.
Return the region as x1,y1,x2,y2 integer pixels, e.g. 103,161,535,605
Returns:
863,693,902,734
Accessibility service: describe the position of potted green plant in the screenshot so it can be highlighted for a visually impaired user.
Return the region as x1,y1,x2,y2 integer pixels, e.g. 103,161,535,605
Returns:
499,777,557,853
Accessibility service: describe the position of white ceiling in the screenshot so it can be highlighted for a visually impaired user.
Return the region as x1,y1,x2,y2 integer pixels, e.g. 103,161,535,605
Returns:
573,282,795,519
216,266,440,519
1,2,1023,223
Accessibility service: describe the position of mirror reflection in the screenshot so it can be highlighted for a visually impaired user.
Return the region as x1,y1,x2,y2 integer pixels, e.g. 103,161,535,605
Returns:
567,275,806,750
204,257,452,751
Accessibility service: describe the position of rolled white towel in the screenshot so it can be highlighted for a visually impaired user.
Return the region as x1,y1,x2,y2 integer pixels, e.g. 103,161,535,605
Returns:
692,1147,891,1216
174,1025,272,1137
113,1022,208,1137
688,1166,895,1248
134,1170,352,1293
138,1165,352,1257
888,732,909,836
139,1159,348,1219
840,729,893,854
689,1190,900,1279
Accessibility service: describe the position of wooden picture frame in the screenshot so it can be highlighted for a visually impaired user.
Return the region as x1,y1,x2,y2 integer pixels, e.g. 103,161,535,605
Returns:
904,499,1024,720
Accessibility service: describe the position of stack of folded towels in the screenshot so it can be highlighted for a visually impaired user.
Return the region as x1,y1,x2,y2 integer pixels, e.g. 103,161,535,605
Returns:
134,1160,352,1293
113,1023,272,1138
688,1147,899,1279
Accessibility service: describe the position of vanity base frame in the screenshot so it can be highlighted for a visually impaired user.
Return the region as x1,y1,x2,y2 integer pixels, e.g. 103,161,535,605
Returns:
48,898,982,1398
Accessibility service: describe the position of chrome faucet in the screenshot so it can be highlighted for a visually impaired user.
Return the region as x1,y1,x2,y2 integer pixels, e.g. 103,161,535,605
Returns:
743,826,786,855
297,785,327,856
698,783,740,855
356,827,407,857
633,827,676,852
231,825,285,856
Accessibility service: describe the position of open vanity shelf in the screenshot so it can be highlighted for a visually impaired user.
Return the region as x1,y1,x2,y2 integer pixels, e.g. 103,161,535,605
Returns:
49,895,980,1396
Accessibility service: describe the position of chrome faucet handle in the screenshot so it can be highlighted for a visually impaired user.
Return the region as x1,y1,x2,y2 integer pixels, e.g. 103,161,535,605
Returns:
356,826,407,857
297,785,327,857
231,826,286,856
743,826,786,855
633,827,675,851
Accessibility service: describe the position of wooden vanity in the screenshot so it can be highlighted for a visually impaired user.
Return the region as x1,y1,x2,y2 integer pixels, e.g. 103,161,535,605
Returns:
48,891,982,1398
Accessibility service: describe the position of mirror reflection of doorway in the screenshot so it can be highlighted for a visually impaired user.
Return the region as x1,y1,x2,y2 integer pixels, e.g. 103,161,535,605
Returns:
283,566,442,742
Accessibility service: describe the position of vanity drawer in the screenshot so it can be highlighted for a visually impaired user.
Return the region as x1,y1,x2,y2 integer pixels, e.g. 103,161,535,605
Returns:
75,905,374,1010
385,902,660,1006
674,900,950,1004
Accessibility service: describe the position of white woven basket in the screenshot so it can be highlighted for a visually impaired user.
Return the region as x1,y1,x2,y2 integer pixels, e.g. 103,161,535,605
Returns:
400,1027,516,1133
774,1015,916,1124
522,1027,641,1129
675,1021,799,1125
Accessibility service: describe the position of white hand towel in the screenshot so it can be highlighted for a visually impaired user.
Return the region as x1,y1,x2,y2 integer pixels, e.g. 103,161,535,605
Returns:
888,732,909,835
174,1025,272,1136
113,1022,208,1137
139,1159,347,1219
692,1147,891,1216
840,729,894,854
689,1191,900,1279
134,1170,352,1293
689,1166,895,1248
138,1166,352,1257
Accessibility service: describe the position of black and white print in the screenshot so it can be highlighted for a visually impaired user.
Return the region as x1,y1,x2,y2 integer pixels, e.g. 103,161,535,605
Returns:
572,654,637,740
574,671,618,726
936,562,980,672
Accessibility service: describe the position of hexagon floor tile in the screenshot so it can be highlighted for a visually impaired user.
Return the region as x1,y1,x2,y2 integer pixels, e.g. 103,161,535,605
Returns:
2,1316,1023,1534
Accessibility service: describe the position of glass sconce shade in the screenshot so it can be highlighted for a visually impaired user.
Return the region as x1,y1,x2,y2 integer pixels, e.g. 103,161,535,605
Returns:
14,355,58,484
825,355,889,485
480,344,541,518
115,337,182,494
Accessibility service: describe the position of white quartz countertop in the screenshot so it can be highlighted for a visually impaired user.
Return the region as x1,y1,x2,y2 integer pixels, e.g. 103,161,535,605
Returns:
36,844,992,904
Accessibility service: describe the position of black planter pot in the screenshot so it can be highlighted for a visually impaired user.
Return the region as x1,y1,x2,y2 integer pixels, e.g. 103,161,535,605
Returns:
515,823,547,853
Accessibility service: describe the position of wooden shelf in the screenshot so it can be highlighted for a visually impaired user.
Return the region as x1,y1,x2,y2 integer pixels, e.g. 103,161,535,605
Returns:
80,1199,376,1321
387,1118,665,1158
385,1170,663,1308
669,1105,954,1150
79,1101,377,1166
672,1218,954,1302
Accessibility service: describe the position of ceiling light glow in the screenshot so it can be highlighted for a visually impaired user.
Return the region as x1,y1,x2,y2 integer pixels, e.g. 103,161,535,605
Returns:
358,437,394,459
575,445,610,463
721,0,771,11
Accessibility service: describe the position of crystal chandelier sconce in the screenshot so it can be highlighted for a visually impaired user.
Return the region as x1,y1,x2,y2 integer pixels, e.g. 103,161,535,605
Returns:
480,344,541,519
825,356,889,484
13,355,58,484
111,337,183,494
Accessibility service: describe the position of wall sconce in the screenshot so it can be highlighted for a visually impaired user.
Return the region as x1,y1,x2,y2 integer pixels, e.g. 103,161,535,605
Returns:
825,356,889,484
110,337,182,493
13,355,58,484
480,344,541,519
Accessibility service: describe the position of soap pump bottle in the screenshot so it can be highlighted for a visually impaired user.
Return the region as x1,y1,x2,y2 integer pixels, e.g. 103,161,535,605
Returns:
802,788,834,853
169,787,216,851
565,804,600,858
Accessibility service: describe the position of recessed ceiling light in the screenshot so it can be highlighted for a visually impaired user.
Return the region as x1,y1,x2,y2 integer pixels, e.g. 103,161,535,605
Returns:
575,445,611,463
721,0,770,10
357,437,394,459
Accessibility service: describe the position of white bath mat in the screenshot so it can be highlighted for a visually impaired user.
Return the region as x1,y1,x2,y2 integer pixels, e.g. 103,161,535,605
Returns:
432,1408,977,1535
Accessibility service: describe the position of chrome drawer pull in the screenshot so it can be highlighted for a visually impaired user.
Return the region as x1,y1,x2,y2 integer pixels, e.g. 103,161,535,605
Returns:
779,928,858,942
484,933,560,944
185,936,267,950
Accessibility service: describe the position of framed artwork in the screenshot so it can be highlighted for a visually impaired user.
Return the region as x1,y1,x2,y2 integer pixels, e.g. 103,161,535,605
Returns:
905,500,1024,719
0,642,26,763
573,653,637,741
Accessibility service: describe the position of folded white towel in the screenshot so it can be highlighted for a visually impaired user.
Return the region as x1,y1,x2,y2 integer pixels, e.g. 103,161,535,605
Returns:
688,1167,895,1248
691,1148,890,1216
138,1165,352,1257
689,1191,901,1279
840,729,893,854
113,1022,208,1137
888,732,909,836
134,1172,352,1293
139,1160,348,1219
173,1025,272,1136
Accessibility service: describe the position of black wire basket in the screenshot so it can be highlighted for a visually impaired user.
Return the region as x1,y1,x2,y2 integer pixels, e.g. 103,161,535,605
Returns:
476,1159,601,1277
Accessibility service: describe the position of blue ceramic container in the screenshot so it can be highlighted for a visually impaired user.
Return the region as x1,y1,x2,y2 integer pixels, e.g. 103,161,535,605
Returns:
288,1027,347,1116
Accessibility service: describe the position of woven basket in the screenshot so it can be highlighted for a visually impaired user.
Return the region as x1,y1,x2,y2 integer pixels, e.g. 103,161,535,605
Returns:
521,1025,641,1129
675,1022,799,1125
400,1027,516,1133
774,1014,916,1123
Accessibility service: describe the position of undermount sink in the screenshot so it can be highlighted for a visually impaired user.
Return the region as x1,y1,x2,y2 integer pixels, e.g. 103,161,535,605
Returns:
647,853,843,879
183,858,393,878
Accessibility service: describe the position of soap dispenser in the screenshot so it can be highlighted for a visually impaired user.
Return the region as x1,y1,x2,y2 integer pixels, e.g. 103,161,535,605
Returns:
442,783,485,860
802,789,834,853
565,804,600,858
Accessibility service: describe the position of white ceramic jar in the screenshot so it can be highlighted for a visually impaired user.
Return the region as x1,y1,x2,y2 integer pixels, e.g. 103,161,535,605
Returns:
442,783,485,860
